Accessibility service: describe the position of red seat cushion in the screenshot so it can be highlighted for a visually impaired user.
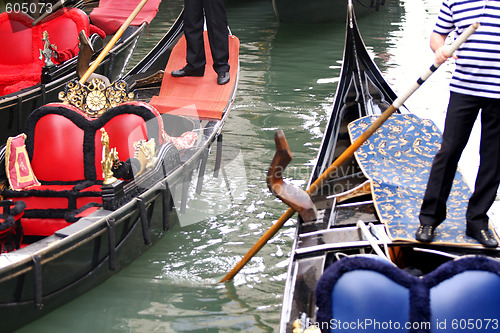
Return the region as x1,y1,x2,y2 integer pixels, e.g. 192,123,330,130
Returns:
38,8,89,59
21,218,71,236
0,12,38,96
95,113,150,180
4,183,103,236
5,183,102,211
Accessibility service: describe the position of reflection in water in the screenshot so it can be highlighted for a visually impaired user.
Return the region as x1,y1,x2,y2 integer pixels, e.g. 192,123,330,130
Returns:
16,1,491,332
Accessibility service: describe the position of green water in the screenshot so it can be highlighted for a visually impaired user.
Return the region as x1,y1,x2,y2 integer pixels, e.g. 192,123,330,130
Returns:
17,0,491,332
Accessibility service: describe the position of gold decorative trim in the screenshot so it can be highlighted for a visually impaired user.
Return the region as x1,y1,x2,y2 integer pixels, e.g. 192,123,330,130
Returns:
0,180,8,201
59,78,134,117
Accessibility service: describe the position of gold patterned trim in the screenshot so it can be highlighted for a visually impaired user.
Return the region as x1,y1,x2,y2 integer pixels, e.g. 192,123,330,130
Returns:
59,78,134,118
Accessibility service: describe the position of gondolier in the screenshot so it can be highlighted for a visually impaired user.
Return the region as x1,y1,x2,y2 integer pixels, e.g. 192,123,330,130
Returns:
416,0,500,248
171,0,231,85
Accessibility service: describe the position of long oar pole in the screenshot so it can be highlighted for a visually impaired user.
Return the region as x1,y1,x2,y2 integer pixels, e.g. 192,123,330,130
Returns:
219,22,479,283
79,0,149,84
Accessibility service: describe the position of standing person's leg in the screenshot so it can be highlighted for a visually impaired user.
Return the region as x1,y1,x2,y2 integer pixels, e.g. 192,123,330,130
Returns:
203,0,230,83
417,93,480,241
172,0,205,76
465,98,500,247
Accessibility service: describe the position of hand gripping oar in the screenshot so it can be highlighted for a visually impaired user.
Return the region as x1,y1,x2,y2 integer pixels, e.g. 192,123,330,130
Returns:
79,0,150,84
219,22,479,283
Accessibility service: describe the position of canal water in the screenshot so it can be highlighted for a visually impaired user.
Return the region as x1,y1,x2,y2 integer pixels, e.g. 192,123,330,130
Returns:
16,0,497,332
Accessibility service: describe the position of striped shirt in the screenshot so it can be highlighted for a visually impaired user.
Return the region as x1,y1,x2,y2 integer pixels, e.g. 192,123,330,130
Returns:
435,0,500,98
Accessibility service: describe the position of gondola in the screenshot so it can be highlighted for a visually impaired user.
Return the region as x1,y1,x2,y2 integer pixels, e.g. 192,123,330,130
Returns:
0,0,156,144
272,0,390,23
0,8,240,332
273,2,500,332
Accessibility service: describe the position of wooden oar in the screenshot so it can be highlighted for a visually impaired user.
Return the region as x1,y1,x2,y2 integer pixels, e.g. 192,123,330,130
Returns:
219,22,479,283
79,0,150,84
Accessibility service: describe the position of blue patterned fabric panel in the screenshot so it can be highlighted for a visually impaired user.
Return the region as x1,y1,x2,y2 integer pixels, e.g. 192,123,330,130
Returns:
348,114,480,246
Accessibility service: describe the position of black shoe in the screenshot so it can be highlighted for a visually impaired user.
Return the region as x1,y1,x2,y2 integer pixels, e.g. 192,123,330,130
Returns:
171,66,204,77
466,228,499,248
415,225,435,243
217,72,230,85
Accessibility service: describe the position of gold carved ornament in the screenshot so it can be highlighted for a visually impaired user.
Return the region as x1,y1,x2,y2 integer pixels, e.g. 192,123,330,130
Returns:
133,139,157,176
59,78,134,118
292,319,320,333
100,128,158,184
39,31,58,67
100,128,120,185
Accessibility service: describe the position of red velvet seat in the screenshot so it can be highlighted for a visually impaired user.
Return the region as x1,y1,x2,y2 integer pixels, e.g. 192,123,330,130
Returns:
89,0,161,35
0,8,91,96
2,102,165,236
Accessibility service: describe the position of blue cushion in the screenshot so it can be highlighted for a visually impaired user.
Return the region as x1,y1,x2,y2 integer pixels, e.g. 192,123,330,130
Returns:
316,255,417,333
427,256,500,333
332,270,410,332
315,255,500,333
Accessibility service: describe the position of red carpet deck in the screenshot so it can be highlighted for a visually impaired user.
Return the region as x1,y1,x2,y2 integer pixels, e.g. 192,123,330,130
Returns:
150,32,240,120
348,114,498,247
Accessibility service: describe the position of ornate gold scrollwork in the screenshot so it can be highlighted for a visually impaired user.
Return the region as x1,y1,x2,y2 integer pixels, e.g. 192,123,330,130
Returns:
59,78,134,117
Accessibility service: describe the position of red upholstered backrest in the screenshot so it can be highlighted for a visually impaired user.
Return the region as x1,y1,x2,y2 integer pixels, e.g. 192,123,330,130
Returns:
31,113,85,182
0,12,34,65
25,102,164,183
37,8,90,57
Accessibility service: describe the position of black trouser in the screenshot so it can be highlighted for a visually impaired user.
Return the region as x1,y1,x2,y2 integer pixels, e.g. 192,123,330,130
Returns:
183,0,230,73
419,92,500,231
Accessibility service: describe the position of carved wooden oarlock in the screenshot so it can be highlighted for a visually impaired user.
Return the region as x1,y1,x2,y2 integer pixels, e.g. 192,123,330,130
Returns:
266,130,317,222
